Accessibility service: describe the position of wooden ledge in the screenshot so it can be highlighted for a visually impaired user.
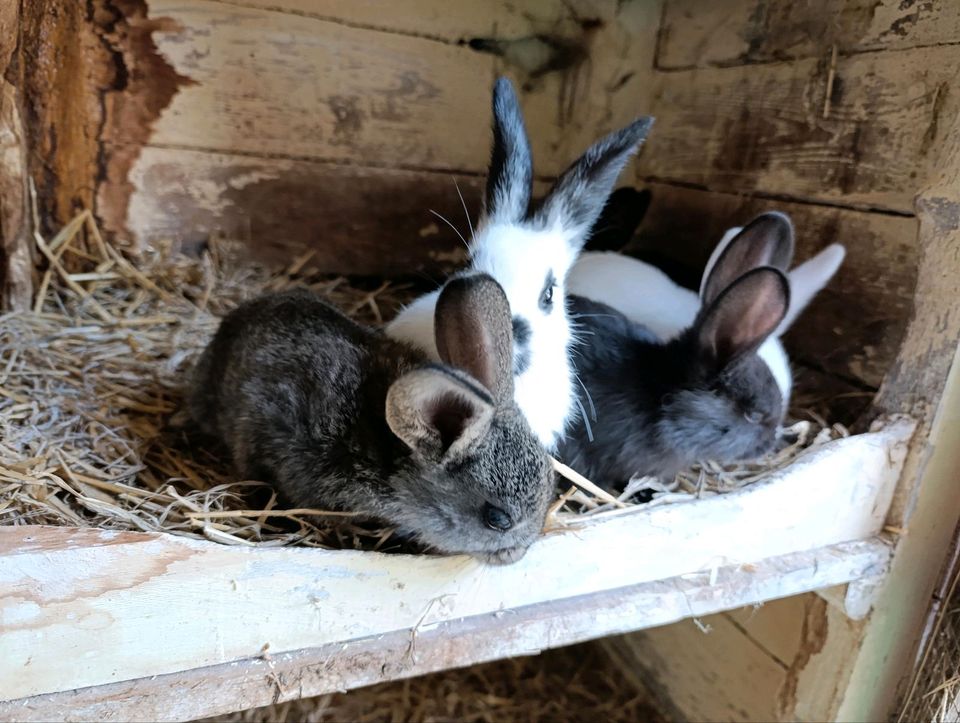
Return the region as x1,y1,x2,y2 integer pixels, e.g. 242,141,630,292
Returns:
0,417,915,718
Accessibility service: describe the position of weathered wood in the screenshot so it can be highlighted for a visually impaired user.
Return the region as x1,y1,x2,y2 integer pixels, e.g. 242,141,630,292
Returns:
16,1,111,240
625,182,918,391
97,0,659,250
0,419,913,702
0,538,892,722
833,103,960,719
0,0,30,309
658,0,960,70
231,0,619,41
639,45,960,213
124,147,479,276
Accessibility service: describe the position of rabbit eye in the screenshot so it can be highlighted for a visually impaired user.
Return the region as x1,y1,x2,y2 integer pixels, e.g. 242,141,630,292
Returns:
539,272,556,312
744,410,764,425
482,502,513,532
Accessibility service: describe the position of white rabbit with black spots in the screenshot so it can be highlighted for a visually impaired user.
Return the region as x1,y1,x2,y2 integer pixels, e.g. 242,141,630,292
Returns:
388,77,654,449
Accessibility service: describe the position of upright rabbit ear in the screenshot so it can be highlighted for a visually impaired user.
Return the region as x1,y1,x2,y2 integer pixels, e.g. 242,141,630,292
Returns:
434,273,514,403
696,267,790,369
777,244,845,336
700,212,795,304
484,77,533,224
386,368,495,463
535,117,654,250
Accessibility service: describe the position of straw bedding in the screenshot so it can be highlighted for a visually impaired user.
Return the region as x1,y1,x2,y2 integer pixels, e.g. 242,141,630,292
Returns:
0,213,847,550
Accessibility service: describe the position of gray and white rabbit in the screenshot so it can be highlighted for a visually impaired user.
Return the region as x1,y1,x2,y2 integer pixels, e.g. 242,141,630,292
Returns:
186,273,554,564
387,77,654,450
558,234,791,488
569,211,845,408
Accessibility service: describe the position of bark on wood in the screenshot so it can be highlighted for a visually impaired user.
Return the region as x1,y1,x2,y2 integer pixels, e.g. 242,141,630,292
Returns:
658,0,960,69
0,0,30,308
639,45,960,213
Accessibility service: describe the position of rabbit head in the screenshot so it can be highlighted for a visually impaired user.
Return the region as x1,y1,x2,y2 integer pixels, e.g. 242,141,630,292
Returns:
469,76,654,447
385,273,554,564
659,267,790,466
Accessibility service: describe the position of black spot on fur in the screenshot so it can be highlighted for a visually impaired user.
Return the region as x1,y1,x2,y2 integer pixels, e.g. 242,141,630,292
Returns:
512,316,532,376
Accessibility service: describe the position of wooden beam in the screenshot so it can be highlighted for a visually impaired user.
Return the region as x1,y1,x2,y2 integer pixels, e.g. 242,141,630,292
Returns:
122,147,482,276
0,418,914,703
658,0,960,69
0,538,892,722
639,45,960,213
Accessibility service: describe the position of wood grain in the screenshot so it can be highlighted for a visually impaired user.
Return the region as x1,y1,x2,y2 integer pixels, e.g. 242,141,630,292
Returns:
0,419,913,701
623,183,918,391
0,538,891,722
658,0,960,69
98,0,659,248
0,1,31,309
639,45,960,213
123,146,479,277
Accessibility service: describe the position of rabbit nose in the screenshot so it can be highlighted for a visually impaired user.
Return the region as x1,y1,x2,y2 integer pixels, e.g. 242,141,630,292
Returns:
482,503,513,532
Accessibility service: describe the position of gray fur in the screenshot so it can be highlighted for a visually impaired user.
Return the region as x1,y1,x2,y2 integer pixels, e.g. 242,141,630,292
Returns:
534,117,655,244
186,275,553,564
559,267,789,489
485,77,533,223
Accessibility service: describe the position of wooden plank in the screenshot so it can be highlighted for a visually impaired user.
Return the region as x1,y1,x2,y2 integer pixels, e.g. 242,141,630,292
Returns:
139,0,491,171
122,146,480,276
625,183,918,391
639,45,960,213
228,0,619,41
658,0,960,70
0,0,31,310
0,420,914,701
0,538,892,722
100,0,660,249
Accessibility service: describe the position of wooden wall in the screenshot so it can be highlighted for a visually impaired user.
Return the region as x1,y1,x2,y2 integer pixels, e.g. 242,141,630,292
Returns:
612,2,960,720
4,2,960,720
4,0,659,281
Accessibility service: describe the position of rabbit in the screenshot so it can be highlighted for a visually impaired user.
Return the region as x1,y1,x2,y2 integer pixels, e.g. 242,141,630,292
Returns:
386,76,654,451
185,273,554,565
567,211,846,407
559,266,790,488
583,187,652,253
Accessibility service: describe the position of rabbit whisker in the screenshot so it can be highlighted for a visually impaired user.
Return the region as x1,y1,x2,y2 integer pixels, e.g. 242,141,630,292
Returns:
452,177,475,242
428,209,469,250
574,372,597,423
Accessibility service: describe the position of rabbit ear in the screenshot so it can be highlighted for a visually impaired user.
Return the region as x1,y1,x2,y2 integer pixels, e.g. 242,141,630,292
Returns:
434,273,514,403
386,368,495,462
776,244,845,335
701,212,795,304
535,117,655,250
583,187,653,252
484,77,533,224
696,267,790,369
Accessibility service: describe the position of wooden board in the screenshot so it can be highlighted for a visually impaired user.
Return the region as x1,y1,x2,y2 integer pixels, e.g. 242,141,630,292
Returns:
625,182,918,391
0,419,913,702
658,0,960,69
606,591,867,722
123,146,480,276
638,45,960,213
0,538,891,723
98,0,659,250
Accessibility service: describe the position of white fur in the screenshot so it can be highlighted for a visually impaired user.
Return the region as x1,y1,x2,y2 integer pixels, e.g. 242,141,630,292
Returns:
567,240,846,407
387,220,580,449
